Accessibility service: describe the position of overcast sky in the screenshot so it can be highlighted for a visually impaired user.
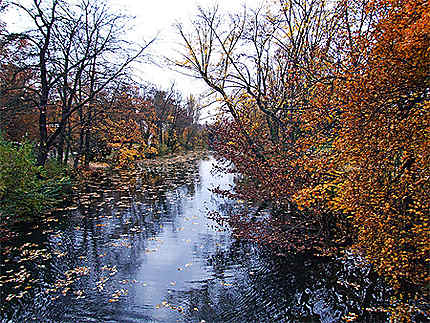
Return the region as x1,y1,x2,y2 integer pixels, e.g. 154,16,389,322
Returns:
5,0,262,118
106,0,263,96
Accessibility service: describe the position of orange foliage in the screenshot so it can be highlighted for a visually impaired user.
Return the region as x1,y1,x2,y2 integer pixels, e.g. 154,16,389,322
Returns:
91,89,158,168
295,0,429,291
0,29,37,141
201,0,429,320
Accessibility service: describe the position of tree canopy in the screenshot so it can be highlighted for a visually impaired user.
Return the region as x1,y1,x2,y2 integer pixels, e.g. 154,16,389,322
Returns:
175,0,429,320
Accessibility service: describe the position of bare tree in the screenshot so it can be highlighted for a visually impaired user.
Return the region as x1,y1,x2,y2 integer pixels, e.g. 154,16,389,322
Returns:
11,0,154,165
173,1,342,153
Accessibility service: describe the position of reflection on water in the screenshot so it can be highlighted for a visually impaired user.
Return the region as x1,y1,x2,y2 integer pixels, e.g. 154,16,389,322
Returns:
1,155,394,322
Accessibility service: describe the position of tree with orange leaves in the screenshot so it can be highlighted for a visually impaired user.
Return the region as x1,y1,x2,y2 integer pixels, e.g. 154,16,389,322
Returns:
177,0,429,320
294,0,429,319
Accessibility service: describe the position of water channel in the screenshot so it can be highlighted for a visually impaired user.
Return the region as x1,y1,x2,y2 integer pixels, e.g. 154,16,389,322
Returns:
1,155,396,322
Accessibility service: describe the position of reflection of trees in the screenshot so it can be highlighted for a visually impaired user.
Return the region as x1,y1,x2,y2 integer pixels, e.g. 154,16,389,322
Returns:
2,156,397,322
1,157,202,322
166,241,391,323
19,204,172,320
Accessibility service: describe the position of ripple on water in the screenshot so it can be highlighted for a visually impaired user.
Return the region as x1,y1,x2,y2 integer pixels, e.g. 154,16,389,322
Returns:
1,156,400,323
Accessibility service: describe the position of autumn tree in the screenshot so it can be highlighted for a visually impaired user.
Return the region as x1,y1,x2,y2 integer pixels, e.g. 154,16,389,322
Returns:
0,3,37,141
177,0,429,319
9,0,153,166
174,0,343,247
150,85,181,153
176,94,203,150
88,81,155,168
293,0,429,319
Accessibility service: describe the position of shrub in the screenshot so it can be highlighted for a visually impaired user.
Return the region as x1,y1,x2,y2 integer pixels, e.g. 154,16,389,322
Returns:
0,136,70,224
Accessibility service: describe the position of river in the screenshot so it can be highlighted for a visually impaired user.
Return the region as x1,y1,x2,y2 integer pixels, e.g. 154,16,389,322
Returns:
1,155,393,322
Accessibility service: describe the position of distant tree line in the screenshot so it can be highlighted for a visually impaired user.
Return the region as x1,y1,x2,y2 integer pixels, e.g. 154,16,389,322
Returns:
0,0,206,169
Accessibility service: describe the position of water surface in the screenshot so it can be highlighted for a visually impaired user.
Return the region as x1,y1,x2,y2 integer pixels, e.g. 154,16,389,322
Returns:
1,155,394,322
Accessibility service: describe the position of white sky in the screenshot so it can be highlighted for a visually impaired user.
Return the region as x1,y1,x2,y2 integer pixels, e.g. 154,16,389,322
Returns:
5,0,263,118
107,0,263,97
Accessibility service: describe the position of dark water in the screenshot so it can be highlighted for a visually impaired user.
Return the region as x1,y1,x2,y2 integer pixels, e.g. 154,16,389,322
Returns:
1,156,396,322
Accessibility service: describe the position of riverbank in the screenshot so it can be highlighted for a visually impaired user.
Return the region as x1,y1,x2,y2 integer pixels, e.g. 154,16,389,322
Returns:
1,149,428,322
0,137,71,229
1,154,405,323
136,149,209,167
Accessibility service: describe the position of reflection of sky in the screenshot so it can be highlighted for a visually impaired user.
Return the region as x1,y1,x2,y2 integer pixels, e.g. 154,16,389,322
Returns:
134,157,235,321
2,156,397,323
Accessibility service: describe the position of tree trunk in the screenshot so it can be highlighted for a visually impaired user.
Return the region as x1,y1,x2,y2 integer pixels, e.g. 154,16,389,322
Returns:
63,121,71,165
84,106,93,168
158,123,163,152
57,132,64,164
74,107,85,169
36,104,49,166
84,130,91,168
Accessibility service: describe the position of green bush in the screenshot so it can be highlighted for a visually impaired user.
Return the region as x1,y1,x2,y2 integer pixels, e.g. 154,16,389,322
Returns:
0,137,70,224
